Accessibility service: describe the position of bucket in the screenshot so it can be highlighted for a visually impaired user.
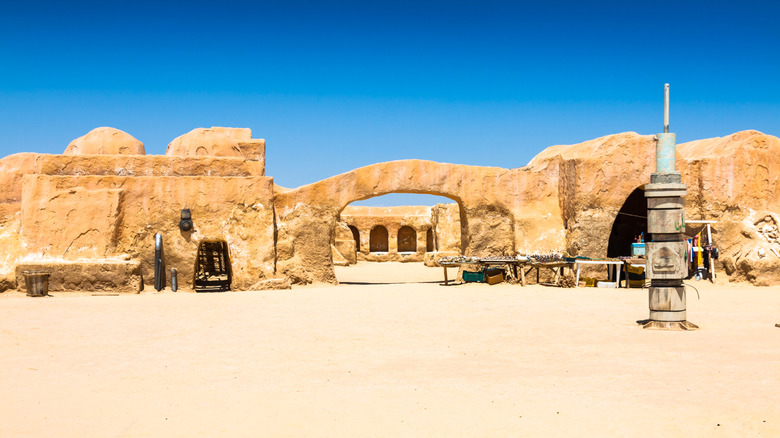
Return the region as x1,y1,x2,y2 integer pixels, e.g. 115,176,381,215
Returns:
24,271,50,297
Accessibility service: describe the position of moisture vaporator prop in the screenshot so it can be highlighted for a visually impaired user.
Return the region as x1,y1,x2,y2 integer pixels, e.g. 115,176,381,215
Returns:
643,84,698,330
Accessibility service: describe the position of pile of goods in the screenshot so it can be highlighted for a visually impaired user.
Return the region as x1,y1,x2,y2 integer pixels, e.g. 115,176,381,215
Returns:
479,256,520,262
437,255,478,264
528,253,565,263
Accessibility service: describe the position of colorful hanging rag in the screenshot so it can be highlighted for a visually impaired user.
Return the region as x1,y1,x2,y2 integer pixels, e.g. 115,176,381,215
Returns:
697,232,703,268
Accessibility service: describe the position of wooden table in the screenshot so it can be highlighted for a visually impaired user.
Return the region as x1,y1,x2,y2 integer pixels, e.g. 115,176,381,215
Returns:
523,261,574,286
439,262,474,285
439,260,525,285
574,260,623,287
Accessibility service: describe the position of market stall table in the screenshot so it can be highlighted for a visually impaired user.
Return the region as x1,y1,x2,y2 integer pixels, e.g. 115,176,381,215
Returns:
438,258,526,285
523,261,574,286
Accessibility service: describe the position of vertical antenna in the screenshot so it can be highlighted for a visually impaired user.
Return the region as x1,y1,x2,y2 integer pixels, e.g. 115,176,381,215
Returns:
663,83,670,133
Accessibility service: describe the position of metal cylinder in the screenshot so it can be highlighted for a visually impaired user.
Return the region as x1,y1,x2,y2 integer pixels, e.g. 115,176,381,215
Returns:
664,83,670,133
24,270,50,297
154,233,165,292
171,268,178,292
649,285,686,321
655,133,677,173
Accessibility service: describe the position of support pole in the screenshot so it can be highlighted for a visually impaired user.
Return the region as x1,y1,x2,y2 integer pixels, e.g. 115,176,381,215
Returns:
664,83,670,133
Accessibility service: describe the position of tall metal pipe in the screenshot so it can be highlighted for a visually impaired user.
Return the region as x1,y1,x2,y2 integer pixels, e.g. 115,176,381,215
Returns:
663,83,670,133
154,233,165,292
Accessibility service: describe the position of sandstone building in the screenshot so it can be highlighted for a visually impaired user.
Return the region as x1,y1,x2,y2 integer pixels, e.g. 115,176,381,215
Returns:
1,127,778,292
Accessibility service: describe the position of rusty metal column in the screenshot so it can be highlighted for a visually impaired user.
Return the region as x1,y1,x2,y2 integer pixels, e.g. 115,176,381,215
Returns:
643,84,698,330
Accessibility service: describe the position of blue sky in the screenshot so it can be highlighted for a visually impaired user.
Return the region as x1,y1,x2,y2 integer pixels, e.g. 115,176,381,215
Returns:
1,0,778,206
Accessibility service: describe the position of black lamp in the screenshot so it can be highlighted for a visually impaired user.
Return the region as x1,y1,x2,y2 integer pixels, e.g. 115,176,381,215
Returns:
179,208,193,232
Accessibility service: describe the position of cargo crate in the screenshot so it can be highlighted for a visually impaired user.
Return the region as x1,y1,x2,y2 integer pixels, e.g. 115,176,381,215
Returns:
462,270,484,283
486,272,504,285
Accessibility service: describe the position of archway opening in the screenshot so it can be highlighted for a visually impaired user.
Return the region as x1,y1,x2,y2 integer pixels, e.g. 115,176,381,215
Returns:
607,187,647,258
194,239,232,292
370,226,389,252
334,193,462,284
349,225,360,252
397,226,417,252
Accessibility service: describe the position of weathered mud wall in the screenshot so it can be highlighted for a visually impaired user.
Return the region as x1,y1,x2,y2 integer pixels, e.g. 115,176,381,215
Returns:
678,130,780,285
527,132,658,257
20,174,276,291
0,147,270,292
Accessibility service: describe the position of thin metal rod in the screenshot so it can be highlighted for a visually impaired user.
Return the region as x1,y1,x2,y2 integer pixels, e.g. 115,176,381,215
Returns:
664,83,670,133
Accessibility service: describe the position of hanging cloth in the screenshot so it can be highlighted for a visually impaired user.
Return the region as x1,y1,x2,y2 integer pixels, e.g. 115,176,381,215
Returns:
697,232,704,268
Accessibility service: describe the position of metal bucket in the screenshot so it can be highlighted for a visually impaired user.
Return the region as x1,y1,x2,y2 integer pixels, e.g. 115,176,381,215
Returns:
24,271,50,297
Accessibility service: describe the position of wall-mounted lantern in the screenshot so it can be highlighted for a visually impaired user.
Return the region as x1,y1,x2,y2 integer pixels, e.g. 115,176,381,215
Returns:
179,208,193,232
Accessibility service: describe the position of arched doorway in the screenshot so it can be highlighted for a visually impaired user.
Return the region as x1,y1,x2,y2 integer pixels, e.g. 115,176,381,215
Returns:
349,225,360,252
370,226,389,252
607,187,647,258
426,228,434,252
397,226,417,252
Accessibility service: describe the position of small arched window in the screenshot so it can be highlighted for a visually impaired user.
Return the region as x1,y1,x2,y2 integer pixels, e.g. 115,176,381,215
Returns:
349,225,360,252
370,226,389,252
397,226,417,252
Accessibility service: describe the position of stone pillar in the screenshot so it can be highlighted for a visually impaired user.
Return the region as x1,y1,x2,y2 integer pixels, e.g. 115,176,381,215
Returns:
388,226,398,254
417,227,427,254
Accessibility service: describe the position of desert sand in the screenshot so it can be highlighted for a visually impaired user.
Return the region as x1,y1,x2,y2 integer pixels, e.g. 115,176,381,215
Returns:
1,262,778,437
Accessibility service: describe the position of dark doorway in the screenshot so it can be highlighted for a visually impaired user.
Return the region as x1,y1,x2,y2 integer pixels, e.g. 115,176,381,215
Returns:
194,240,232,292
370,226,389,252
426,228,434,252
397,226,417,252
349,225,360,252
607,188,647,258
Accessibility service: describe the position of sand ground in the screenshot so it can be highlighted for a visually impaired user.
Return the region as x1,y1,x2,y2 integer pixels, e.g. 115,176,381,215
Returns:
1,262,779,437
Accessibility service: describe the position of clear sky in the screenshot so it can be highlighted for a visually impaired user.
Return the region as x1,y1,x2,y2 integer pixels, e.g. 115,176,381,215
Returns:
2,0,778,206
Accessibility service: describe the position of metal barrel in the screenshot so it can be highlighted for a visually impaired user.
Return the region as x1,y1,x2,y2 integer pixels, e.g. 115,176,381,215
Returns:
24,270,50,297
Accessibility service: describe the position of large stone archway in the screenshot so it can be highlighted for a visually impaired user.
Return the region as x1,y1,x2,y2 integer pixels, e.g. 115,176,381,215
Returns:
273,160,519,284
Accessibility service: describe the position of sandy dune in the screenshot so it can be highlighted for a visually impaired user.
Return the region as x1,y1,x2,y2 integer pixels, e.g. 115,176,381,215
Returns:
1,262,778,437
